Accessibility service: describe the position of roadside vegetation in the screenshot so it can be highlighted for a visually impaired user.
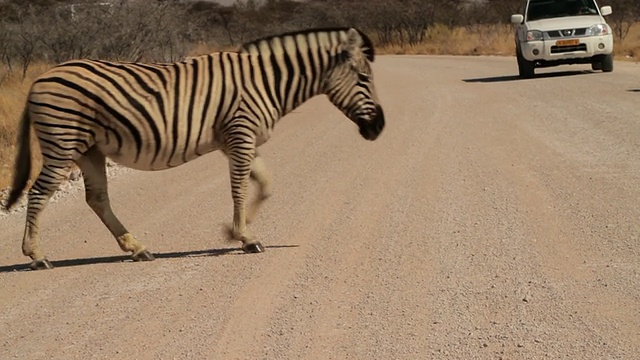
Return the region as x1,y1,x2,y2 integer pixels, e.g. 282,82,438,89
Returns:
1,0,639,189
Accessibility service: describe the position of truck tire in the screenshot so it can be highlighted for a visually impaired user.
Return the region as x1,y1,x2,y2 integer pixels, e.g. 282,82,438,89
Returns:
601,54,614,72
517,50,535,79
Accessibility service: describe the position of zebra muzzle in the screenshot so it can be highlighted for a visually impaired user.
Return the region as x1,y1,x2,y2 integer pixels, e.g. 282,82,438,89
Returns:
357,105,385,141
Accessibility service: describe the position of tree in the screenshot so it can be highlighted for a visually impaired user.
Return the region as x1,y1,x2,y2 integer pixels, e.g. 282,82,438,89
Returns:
10,7,41,79
606,0,640,40
0,21,15,74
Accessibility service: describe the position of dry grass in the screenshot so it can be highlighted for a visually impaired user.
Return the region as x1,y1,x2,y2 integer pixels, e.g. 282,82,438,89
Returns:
377,24,517,57
614,23,640,60
0,63,53,191
189,42,237,56
1,24,639,190
376,23,640,60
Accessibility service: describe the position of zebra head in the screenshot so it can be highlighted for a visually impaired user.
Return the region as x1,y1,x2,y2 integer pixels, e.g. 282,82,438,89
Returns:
324,28,385,141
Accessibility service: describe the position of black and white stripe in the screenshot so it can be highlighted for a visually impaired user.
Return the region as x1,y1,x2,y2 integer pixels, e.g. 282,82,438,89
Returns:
5,27,385,270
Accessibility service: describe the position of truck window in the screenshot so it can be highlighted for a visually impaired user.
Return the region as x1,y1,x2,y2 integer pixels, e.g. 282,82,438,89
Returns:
527,0,599,21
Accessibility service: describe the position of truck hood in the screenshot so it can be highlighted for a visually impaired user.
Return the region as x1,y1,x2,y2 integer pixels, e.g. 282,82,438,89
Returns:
526,15,604,31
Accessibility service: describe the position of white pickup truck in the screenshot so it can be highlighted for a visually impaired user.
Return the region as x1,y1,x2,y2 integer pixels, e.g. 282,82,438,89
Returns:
511,0,614,78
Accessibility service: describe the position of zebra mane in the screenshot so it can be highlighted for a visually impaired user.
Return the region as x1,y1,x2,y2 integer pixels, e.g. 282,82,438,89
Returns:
239,27,375,62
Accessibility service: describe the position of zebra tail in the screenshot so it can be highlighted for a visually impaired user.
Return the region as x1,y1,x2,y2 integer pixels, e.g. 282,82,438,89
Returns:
5,107,32,210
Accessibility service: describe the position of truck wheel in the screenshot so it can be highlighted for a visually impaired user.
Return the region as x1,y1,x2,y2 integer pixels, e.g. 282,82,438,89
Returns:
517,51,535,79
601,54,614,72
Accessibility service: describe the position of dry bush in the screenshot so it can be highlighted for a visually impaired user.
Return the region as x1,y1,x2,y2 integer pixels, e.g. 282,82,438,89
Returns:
615,22,640,59
0,63,51,190
1,1,197,69
385,23,515,56
607,0,640,40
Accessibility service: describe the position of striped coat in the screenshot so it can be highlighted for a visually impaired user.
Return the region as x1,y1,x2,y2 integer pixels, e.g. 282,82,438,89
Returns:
5,27,385,270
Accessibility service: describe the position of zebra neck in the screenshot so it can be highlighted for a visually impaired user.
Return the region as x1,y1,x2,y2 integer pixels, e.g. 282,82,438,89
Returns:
280,82,322,117
276,52,341,117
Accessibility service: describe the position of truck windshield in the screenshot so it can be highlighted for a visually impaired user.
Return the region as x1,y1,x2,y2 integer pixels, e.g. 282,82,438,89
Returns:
527,0,599,21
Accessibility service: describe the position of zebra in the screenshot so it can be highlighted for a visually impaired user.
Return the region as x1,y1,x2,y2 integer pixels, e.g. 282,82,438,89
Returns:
3,27,385,270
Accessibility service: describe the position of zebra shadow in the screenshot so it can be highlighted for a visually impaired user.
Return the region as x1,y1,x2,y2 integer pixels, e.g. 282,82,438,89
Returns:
463,70,591,83
0,244,299,273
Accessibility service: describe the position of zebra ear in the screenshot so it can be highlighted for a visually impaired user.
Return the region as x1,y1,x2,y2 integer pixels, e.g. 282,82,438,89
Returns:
345,28,375,62
345,28,364,59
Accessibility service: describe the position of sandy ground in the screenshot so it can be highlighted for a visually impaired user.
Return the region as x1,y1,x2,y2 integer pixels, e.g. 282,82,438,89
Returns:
1,55,639,359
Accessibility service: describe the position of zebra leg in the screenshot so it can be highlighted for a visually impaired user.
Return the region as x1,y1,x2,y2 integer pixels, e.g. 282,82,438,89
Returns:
226,144,265,253
76,148,154,262
247,152,272,224
22,164,74,270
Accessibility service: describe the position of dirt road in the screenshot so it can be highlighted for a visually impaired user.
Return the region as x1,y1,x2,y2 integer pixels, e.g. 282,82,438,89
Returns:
1,56,639,359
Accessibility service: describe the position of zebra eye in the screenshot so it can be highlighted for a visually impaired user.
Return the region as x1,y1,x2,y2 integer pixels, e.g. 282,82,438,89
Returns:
357,73,371,82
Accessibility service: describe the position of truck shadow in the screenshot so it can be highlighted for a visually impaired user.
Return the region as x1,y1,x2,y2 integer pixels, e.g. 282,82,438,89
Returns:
0,244,299,273
463,70,592,83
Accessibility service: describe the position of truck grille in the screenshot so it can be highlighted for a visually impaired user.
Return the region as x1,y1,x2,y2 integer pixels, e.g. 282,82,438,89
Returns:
547,28,588,38
550,44,587,54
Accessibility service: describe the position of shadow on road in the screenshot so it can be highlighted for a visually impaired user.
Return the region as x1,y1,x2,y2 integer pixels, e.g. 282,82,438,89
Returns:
463,70,591,83
628,89,640,92
0,244,299,273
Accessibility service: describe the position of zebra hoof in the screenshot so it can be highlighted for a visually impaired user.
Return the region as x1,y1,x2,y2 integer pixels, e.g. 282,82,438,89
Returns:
242,242,265,254
131,250,155,262
30,258,54,270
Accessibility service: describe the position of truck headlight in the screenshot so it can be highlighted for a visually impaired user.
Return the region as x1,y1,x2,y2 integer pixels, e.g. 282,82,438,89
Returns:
587,24,610,36
526,30,543,41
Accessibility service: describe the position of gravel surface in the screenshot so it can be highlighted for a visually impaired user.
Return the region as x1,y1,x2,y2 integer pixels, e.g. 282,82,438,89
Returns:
0,55,639,359
0,159,130,217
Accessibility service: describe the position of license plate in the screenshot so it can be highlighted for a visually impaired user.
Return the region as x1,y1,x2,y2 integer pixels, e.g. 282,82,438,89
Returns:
556,39,580,46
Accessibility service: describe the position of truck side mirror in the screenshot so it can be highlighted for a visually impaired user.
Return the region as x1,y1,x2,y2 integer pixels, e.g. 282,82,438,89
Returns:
511,14,524,24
